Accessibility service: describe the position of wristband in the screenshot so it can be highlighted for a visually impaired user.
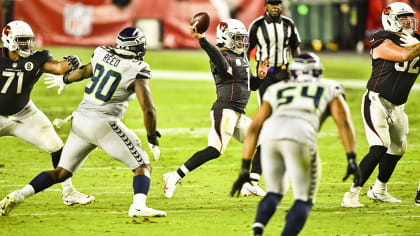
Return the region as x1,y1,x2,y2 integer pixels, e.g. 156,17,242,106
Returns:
63,73,72,84
241,159,251,171
346,152,356,160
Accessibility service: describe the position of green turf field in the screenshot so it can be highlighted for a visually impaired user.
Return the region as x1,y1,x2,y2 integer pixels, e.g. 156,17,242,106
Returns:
0,47,419,236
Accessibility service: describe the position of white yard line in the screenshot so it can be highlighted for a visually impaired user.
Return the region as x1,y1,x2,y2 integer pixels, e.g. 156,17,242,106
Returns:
152,70,420,91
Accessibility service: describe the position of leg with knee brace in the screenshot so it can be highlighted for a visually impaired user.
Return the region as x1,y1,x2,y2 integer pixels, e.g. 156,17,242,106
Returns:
356,145,387,187
281,200,313,236
253,192,283,235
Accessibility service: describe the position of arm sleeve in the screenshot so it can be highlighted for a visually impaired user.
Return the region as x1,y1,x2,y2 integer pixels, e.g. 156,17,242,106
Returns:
248,23,258,56
249,74,262,91
199,37,229,72
289,24,301,51
38,50,54,66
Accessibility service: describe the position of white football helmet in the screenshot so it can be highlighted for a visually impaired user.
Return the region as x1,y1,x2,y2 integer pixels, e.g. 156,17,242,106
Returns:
2,20,35,58
382,2,418,33
289,52,323,79
216,19,249,55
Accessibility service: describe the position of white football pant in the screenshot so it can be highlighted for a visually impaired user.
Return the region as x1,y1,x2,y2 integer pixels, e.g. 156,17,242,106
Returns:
362,91,408,155
0,101,63,153
261,139,320,202
59,114,150,173
207,109,252,153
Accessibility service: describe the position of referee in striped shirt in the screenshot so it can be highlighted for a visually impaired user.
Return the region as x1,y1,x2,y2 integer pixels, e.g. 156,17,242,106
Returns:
248,0,301,97
244,0,301,195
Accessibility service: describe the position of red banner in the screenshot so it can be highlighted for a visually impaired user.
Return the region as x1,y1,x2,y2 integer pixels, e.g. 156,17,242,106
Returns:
13,0,265,48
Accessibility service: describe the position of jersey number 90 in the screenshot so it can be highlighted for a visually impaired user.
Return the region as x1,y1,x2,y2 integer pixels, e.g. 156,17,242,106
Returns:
85,63,122,102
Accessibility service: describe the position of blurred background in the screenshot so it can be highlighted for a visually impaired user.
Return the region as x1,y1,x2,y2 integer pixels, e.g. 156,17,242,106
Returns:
0,0,419,54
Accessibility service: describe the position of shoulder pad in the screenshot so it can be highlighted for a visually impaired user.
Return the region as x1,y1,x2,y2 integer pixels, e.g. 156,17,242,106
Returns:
369,30,398,49
32,50,53,63
135,61,151,79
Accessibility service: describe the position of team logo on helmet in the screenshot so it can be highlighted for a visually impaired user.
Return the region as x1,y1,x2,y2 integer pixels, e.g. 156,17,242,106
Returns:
219,22,228,32
383,6,392,15
3,25,11,36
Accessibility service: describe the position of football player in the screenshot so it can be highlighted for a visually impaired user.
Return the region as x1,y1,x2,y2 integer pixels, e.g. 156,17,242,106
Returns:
0,20,94,206
163,19,269,198
231,53,361,236
341,2,420,207
0,27,165,217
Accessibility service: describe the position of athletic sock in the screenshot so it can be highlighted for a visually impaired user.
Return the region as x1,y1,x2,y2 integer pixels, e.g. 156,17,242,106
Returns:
250,173,261,184
372,178,387,193
20,185,35,199
282,200,313,236
29,172,56,193
133,175,150,195
357,146,387,187
378,153,401,183
349,183,362,194
182,146,220,173
176,165,189,178
253,192,283,235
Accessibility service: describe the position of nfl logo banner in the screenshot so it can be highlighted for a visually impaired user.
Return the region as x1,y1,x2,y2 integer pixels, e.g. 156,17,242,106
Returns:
64,3,92,37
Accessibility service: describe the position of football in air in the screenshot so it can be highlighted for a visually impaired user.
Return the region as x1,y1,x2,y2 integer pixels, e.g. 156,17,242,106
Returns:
190,12,210,34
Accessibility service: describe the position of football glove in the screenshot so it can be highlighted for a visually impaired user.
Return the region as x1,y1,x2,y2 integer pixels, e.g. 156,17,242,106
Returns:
231,168,251,197
147,131,161,161
343,152,362,185
44,73,66,94
53,115,72,128
400,31,419,47
64,55,81,71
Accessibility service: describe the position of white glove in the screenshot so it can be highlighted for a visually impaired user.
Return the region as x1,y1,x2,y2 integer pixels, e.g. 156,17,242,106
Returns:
147,131,161,161
44,74,66,94
148,143,161,161
53,115,72,128
400,31,419,47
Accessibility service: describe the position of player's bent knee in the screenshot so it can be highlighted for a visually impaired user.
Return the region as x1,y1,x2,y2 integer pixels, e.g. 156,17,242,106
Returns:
46,167,72,183
133,164,152,176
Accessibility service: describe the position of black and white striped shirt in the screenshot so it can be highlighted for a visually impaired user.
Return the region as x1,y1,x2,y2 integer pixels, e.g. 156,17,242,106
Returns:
248,12,301,68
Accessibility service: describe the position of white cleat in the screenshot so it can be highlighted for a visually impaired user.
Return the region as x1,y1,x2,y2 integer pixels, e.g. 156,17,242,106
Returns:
0,191,24,216
129,204,167,217
341,192,364,208
163,172,181,198
63,189,95,206
241,182,266,197
367,186,401,203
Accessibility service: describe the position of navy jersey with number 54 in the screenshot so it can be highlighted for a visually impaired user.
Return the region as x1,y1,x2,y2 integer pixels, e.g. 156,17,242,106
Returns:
0,48,52,115
367,30,420,105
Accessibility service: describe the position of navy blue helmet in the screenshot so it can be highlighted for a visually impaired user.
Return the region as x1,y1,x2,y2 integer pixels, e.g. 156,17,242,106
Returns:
289,52,323,79
115,27,146,60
